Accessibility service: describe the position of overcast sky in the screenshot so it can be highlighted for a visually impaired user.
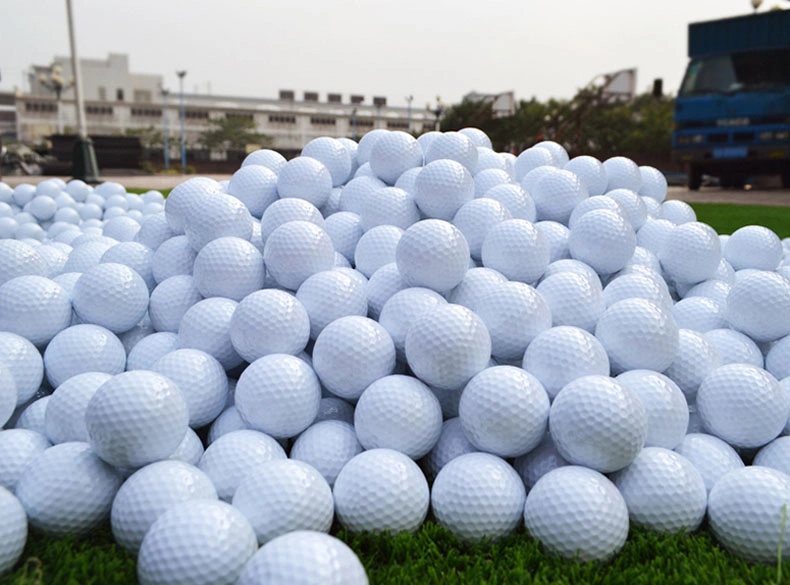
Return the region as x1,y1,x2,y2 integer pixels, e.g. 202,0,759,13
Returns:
0,0,776,108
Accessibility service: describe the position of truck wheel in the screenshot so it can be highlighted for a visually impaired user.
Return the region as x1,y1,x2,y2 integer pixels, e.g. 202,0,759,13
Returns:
688,165,702,191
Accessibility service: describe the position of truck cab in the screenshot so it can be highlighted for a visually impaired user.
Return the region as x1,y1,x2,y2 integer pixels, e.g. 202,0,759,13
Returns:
673,10,790,189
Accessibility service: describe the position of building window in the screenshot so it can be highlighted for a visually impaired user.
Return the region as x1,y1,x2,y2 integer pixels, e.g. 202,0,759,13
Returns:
117,88,125,101
387,121,409,129
226,112,254,121
268,114,296,124
304,91,319,102
133,90,152,103
86,105,114,115
131,108,163,117
98,87,107,101
350,95,364,104
279,90,295,101
310,117,336,126
355,119,374,128
25,102,57,113
327,93,342,104
185,110,209,120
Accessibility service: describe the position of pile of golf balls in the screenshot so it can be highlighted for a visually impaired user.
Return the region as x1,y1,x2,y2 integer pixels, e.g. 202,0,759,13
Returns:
2,130,790,583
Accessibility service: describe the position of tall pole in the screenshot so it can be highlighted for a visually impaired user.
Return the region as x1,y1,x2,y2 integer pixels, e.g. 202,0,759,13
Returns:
406,95,413,134
162,88,170,171
66,0,99,182
351,107,357,141
177,70,187,174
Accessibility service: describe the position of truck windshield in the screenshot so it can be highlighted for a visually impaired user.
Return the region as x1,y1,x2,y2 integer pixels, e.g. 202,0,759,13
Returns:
679,48,790,96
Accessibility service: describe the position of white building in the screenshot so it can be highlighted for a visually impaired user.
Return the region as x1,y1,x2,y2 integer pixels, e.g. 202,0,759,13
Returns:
16,53,439,157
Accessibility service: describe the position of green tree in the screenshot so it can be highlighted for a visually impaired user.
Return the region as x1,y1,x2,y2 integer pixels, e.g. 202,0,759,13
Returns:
198,116,270,152
124,125,165,150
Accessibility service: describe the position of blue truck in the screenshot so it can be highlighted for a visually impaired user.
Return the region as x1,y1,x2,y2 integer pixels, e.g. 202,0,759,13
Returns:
672,9,790,190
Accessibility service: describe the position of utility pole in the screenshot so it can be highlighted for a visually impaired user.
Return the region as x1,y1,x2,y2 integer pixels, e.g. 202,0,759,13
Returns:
177,70,187,174
162,87,170,171
405,95,413,133
66,0,99,183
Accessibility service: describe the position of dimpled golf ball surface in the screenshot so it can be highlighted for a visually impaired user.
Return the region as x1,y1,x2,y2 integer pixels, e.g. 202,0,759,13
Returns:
550,375,647,473
15,441,122,536
237,531,368,585
290,420,362,487
663,329,722,401
368,131,422,185
413,159,474,220
615,370,687,449
522,326,610,399
72,263,149,334
333,448,429,534
610,447,707,533
230,289,310,361
595,298,679,374
696,363,789,449
198,430,286,502
263,220,335,290
137,499,257,585
232,459,333,544
724,225,783,271
178,297,242,370
0,331,43,405
152,349,227,428
0,239,47,285
183,192,253,252
481,219,549,284
0,486,27,575
191,236,264,302
111,460,218,555
234,354,321,439
0,429,50,491
395,219,470,293
276,156,333,208
726,270,790,342
44,372,112,444
536,271,604,332
0,275,72,346
226,165,279,218
568,209,636,275
674,433,744,492
405,304,491,390
312,316,396,400
524,466,628,561
85,371,189,469
354,375,442,459
378,287,447,360
459,366,549,458
43,324,126,388
708,466,790,563
659,222,721,285
431,452,525,542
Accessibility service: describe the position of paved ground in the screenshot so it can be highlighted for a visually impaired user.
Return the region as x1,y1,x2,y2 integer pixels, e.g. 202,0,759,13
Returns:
3,174,790,206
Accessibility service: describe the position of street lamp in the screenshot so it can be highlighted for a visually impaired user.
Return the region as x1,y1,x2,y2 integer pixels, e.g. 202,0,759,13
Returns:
751,0,762,11
177,70,187,174
351,107,358,141
66,0,99,183
405,95,413,133
428,96,445,132
39,64,74,134
161,87,170,171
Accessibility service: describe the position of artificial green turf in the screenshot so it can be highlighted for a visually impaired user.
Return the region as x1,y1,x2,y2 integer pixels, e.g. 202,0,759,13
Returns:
3,522,790,585
3,200,790,584
690,203,790,239
125,188,172,197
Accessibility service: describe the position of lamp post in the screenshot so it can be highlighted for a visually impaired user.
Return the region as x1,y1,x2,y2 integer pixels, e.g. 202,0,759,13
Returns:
351,107,358,141
66,0,99,183
429,96,445,132
405,95,413,133
177,70,187,174
161,87,170,171
39,64,74,134
751,0,762,11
